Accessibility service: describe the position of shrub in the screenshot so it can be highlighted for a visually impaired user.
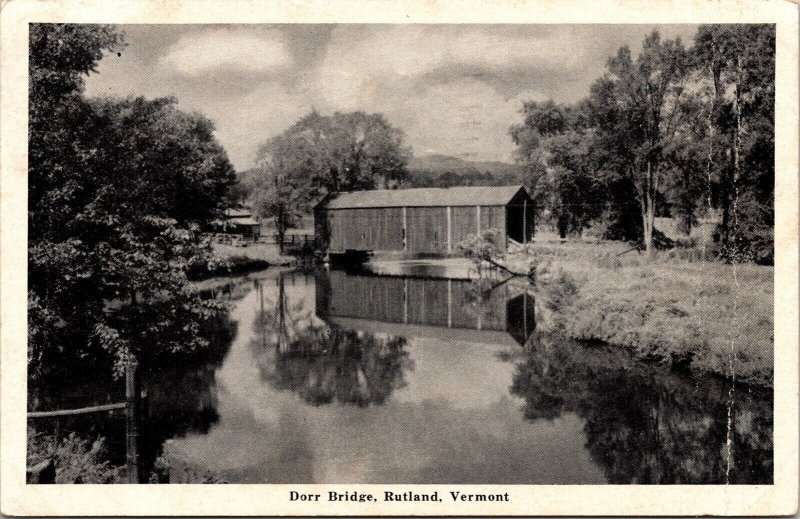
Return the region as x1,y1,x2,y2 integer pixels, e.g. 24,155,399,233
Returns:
27,427,123,483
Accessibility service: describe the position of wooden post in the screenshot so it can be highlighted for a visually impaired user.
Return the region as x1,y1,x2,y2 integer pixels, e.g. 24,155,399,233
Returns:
476,206,481,235
125,360,139,484
402,207,407,251
446,206,452,254
403,278,408,324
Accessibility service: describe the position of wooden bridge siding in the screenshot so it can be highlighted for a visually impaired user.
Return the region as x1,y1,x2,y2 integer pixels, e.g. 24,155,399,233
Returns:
325,208,404,252
479,205,506,247
407,207,448,253
450,206,478,251
324,204,514,254
327,210,344,252
382,208,404,250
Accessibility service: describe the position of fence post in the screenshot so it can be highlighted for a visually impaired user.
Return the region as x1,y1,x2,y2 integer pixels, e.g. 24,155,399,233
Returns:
125,359,140,483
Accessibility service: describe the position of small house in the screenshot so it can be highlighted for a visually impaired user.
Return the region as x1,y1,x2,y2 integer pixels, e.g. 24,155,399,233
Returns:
218,206,261,241
314,185,534,255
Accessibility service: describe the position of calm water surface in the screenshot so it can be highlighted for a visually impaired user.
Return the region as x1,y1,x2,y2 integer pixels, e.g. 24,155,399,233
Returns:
31,266,773,484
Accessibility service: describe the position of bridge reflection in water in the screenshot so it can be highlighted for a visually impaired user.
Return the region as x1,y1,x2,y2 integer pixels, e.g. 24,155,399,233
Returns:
314,269,536,347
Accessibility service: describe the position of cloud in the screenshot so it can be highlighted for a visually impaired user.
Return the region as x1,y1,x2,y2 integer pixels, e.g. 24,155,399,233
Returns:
311,25,567,161
355,78,546,162
203,81,316,168
161,28,291,76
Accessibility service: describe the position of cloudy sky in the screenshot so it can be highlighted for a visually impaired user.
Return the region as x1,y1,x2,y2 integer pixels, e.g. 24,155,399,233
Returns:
85,24,699,170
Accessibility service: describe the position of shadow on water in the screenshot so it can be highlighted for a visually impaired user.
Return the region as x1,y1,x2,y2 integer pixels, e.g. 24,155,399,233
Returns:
27,289,240,479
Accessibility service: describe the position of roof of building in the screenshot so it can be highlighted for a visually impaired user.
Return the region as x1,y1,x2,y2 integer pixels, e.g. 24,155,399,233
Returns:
229,217,260,227
316,185,530,210
224,207,253,218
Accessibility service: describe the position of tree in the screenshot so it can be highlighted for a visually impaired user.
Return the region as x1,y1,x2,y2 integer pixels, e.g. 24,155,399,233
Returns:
510,101,605,238
253,111,411,243
693,25,774,263
28,24,237,379
661,93,709,236
587,31,691,255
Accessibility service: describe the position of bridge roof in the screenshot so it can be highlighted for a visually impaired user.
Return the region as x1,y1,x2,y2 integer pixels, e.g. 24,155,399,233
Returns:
316,185,529,210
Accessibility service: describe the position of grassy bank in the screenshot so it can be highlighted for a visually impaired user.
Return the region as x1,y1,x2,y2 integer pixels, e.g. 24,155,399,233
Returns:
188,243,295,280
508,241,773,387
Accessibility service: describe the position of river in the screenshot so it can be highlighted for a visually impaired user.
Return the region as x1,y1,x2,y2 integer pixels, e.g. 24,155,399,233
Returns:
29,266,773,484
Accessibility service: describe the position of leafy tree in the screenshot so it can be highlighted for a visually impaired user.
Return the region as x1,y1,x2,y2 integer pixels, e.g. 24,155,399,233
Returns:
28,24,237,380
511,101,606,238
587,31,692,255
253,110,411,243
693,25,774,263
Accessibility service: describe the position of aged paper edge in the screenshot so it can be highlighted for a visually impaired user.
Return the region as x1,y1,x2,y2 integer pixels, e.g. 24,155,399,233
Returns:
1,0,797,516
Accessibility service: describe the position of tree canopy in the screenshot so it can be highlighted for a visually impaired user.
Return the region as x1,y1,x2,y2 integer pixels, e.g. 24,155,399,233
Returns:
252,110,411,241
28,24,237,379
511,26,774,263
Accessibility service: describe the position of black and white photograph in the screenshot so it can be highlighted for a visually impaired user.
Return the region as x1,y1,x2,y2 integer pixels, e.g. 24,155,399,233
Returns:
2,0,798,515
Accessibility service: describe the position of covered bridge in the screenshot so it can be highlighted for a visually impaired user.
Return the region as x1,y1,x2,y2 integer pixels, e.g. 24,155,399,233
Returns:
314,185,534,255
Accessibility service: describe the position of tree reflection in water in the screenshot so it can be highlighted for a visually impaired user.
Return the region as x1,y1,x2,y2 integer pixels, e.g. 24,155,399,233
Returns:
510,332,773,484
28,299,238,479
250,273,413,407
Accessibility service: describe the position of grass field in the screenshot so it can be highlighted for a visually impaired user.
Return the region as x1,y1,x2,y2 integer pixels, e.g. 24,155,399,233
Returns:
507,241,773,387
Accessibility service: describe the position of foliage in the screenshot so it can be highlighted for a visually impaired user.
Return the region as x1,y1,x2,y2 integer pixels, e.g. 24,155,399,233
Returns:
28,24,237,379
458,229,504,261
693,25,775,264
27,427,123,484
509,26,774,264
252,111,411,242
186,254,271,280
587,31,692,254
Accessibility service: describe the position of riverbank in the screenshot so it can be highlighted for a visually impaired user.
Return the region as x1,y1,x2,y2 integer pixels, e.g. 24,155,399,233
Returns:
188,243,295,280
514,241,773,387
368,241,773,387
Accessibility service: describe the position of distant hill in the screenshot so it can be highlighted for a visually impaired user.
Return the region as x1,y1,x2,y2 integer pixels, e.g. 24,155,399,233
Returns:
234,154,525,194
405,154,524,188
408,154,522,176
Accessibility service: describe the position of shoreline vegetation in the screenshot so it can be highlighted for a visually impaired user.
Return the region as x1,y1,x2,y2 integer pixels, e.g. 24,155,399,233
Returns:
187,243,295,281
501,240,773,388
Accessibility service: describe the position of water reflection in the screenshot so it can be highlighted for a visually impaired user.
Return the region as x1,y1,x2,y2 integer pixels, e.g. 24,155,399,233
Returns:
30,266,772,484
250,273,412,407
510,333,773,484
317,269,536,347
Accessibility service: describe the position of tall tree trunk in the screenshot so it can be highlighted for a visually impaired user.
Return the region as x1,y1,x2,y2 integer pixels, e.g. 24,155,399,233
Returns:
641,162,656,257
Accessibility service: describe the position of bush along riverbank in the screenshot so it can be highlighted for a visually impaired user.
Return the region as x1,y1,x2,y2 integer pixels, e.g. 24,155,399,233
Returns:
187,243,298,281
507,242,773,388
